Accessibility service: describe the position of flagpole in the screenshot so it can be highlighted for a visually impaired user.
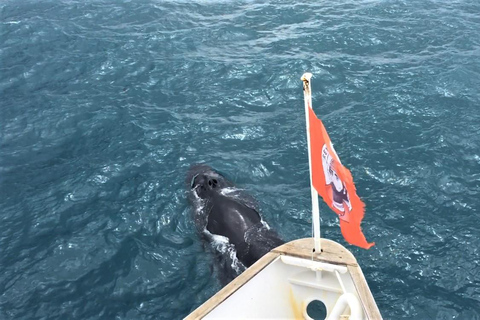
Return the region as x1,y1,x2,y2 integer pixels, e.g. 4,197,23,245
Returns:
301,73,321,253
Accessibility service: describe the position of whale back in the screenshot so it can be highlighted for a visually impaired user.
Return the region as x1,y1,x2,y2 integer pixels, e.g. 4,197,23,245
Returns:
206,193,261,249
186,164,284,273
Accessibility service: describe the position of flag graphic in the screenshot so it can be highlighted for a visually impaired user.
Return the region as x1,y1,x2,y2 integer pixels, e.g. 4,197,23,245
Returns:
308,107,374,249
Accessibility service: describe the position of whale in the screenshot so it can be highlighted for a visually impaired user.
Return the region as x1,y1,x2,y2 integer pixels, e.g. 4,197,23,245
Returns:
186,164,284,276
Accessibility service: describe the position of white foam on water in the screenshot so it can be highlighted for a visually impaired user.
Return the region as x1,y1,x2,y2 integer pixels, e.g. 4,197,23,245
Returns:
219,187,239,196
205,231,243,273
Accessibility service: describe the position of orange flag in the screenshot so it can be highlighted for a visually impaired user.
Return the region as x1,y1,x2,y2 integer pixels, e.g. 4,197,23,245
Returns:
309,107,374,249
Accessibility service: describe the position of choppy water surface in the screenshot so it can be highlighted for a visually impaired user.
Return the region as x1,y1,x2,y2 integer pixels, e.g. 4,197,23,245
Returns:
1,0,480,319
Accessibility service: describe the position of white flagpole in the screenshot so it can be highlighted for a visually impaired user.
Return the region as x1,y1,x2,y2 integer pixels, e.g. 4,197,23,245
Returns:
301,73,321,253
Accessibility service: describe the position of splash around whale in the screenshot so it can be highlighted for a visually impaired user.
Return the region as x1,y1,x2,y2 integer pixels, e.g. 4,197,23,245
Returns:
186,164,284,278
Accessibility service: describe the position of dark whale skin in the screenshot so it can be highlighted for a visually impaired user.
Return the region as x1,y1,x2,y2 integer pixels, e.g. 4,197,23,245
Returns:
186,164,284,269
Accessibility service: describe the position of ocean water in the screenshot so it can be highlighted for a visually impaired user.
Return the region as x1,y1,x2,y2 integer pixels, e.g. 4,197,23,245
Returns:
1,0,479,319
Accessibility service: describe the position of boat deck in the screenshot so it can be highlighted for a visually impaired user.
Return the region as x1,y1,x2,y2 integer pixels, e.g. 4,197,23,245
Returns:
186,238,382,319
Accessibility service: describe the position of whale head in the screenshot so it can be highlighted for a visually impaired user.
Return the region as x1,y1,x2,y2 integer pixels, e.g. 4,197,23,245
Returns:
186,164,232,200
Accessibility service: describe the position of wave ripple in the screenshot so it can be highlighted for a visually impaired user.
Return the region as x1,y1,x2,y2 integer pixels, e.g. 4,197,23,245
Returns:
1,0,480,319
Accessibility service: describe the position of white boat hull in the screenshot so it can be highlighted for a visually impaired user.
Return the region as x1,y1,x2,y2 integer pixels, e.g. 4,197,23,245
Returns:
186,238,381,319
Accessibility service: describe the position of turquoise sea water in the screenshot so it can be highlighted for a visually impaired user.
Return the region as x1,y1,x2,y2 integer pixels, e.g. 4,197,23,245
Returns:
1,0,480,319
